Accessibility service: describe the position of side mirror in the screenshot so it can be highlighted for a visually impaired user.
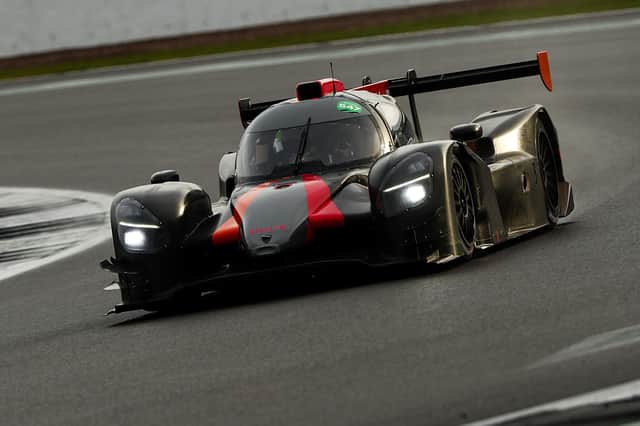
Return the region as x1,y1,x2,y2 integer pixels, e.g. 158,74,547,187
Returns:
150,169,180,184
449,123,483,142
450,124,495,158
218,152,237,198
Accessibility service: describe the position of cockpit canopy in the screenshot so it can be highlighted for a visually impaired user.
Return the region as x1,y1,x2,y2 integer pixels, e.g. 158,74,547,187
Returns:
236,96,384,183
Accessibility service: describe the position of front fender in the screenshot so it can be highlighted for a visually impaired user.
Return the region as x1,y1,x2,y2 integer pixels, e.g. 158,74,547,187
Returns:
369,140,506,261
368,141,453,260
108,181,212,304
110,181,211,247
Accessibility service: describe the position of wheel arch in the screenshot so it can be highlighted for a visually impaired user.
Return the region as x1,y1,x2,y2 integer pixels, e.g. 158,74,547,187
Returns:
473,104,566,183
451,143,507,249
536,107,566,182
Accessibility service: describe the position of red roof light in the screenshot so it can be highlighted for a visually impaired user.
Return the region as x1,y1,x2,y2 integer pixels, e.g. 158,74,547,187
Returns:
296,78,345,100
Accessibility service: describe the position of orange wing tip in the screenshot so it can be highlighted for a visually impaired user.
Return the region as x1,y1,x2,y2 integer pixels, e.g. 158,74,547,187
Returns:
537,51,553,92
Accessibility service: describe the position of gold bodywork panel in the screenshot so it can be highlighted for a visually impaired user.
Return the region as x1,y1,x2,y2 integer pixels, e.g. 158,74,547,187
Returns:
474,105,554,240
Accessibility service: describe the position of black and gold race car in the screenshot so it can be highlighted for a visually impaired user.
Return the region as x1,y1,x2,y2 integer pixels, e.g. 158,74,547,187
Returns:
101,51,574,314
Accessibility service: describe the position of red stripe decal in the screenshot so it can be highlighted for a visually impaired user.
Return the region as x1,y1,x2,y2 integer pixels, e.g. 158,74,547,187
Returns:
234,182,271,219
211,217,240,246
302,175,344,242
351,79,390,95
211,182,271,246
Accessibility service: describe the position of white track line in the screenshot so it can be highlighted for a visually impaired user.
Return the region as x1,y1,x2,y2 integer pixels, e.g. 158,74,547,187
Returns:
465,378,640,425
0,187,112,281
528,323,640,369
1,14,639,97
0,201,105,228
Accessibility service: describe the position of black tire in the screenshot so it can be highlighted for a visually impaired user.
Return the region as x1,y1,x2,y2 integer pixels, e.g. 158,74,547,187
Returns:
536,124,560,225
451,158,476,256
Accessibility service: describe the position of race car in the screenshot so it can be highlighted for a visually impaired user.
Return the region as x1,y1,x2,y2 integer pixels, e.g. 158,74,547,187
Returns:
101,51,574,314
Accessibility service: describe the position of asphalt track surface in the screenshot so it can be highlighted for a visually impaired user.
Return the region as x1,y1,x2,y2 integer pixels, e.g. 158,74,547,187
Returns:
1,10,639,426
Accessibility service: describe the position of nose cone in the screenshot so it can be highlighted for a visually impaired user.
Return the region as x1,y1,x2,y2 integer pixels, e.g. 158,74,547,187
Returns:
230,175,345,257
238,180,309,256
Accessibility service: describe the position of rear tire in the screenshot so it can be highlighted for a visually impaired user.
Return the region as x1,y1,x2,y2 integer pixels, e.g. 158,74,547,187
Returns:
536,124,560,226
451,158,476,257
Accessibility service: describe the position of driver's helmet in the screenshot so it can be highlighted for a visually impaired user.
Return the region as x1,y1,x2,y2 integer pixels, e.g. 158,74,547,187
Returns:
328,120,369,165
270,129,298,166
331,134,355,164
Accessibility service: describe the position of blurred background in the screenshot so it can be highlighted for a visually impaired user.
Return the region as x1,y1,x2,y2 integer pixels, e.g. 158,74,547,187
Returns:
1,0,635,78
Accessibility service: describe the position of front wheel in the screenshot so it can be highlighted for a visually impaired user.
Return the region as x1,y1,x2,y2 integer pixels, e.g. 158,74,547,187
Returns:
451,158,476,257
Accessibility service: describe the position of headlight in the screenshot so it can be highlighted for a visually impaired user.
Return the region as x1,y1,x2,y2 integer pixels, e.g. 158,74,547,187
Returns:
115,198,168,253
381,153,433,217
400,183,428,205
123,229,146,248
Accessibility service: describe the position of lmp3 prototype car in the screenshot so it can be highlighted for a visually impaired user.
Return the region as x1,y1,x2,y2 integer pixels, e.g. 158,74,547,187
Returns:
101,51,574,314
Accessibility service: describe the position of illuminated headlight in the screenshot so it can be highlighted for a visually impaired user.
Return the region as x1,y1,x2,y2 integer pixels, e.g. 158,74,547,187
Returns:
123,229,146,248
115,198,167,253
381,153,433,217
402,183,427,205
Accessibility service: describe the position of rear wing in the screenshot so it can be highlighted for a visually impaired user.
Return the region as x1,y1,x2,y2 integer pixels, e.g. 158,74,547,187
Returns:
238,97,287,129
238,51,553,139
356,51,552,140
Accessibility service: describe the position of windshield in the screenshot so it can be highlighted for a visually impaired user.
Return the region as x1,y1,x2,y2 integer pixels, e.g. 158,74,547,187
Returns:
237,115,381,182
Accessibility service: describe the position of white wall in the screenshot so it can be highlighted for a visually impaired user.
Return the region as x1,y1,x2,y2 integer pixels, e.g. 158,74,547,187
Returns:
0,0,452,58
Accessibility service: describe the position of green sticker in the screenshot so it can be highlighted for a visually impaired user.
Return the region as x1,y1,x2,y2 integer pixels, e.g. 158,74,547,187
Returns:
336,100,362,113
